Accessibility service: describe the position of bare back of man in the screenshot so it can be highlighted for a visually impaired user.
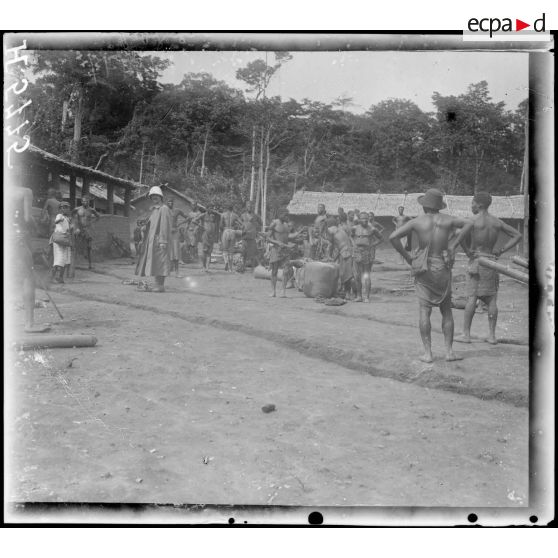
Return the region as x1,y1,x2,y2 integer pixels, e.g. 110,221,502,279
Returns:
390,189,472,363
455,193,522,345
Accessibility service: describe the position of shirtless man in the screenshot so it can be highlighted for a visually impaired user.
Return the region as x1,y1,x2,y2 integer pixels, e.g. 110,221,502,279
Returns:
455,192,522,345
42,188,60,234
392,206,413,254
267,212,301,298
8,186,50,333
352,211,383,302
389,188,473,363
166,198,189,277
327,216,355,299
310,203,328,261
241,201,262,269
220,204,241,273
191,211,216,272
186,203,203,262
72,194,100,269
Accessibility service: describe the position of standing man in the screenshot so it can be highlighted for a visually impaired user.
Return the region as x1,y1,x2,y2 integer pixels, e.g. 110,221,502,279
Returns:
389,188,472,363
455,192,522,345
220,203,241,273
191,211,216,272
327,216,355,299
7,185,50,333
136,186,172,292
186,202,202,263
240,200,262,269
352,211,383,303
42,188,60,234
392,205,413,255
310,203,328,261
267,212,300,298
166,198,189,278
72,194,100,270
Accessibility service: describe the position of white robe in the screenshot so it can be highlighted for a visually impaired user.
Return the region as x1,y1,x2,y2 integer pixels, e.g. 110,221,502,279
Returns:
52,214,72,266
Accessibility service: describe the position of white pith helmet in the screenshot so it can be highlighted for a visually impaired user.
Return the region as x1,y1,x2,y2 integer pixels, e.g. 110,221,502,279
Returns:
148,186,164,198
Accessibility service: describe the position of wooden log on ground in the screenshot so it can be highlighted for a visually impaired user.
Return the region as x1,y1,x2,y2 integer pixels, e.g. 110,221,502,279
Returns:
15,334,98,350
512,255,529,269
478,257,529,284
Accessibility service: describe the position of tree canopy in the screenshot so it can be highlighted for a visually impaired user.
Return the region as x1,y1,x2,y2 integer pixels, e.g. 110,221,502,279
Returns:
22,52,527,214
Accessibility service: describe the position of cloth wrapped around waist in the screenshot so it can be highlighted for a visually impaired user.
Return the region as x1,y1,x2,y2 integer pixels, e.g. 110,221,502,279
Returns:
414,256,451,307
467,252,499,297
269,245,292,264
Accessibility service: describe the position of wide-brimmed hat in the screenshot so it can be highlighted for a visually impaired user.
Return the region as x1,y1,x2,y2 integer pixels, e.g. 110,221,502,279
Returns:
148,186,164,198
418,188,446,210
58,201,70,208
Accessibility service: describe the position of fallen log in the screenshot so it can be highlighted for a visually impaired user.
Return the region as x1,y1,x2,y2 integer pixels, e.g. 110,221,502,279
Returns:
512,255,529,269
478,257,529,284
14,334,98,351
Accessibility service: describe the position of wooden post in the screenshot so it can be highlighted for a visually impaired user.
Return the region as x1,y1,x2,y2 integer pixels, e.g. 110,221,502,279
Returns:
124,186,132,217
69,174,76,208
107,182,114,215
82,175,90,198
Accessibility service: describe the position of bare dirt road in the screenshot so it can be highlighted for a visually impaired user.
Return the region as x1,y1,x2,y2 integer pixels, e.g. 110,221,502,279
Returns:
6,250,529,509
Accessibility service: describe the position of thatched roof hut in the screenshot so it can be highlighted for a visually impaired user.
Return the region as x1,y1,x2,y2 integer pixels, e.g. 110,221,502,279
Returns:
287,191,524,220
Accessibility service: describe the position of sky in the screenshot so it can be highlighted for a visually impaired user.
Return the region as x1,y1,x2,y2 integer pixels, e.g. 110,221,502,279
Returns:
154,51,529,113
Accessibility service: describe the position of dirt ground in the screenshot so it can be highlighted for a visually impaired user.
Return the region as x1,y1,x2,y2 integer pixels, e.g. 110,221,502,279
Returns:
6,248,529,508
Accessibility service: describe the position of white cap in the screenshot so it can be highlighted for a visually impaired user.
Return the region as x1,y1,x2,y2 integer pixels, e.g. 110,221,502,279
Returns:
148,186,164,198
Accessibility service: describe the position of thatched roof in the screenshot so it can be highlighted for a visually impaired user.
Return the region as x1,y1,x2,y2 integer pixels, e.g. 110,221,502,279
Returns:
287,191,524,219
26,144,146,191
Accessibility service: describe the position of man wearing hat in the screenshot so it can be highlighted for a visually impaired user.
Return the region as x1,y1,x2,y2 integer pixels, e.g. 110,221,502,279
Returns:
166,197,189,277
389,188,473,363
136,186,172,292
455,191,522,345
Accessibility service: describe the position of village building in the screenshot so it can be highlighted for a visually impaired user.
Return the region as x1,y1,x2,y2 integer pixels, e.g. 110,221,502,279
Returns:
287,190,525,252
13,143,144,259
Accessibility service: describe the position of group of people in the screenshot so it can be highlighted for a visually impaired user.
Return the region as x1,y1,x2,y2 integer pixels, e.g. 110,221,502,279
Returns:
389,188,522,362
11,180,523,362
266,204,385,300
132,185,522,361
134,187,264,292
8,184,100,332
42,188,100,283
257,188,522,361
